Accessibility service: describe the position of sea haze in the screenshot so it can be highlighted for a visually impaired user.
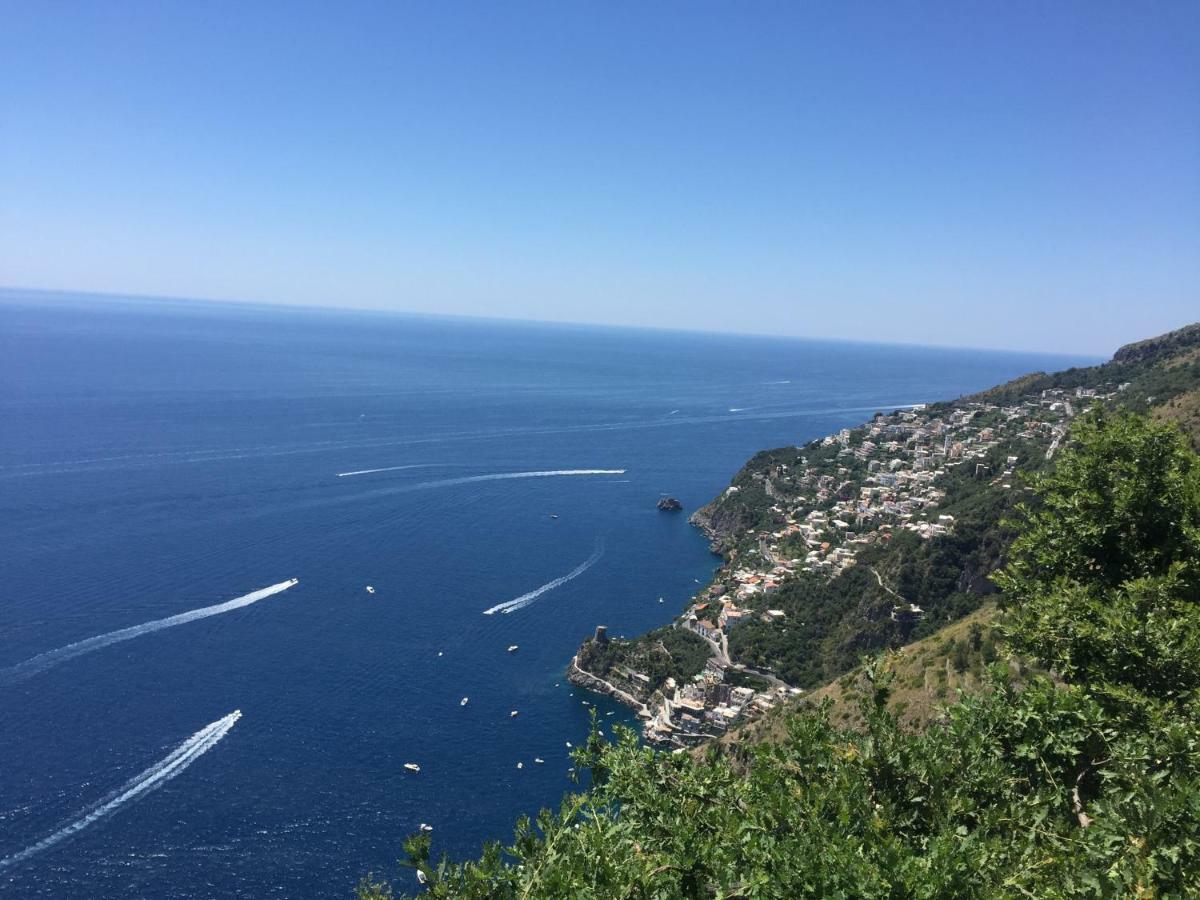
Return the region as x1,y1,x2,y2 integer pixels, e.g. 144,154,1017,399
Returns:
0,291,1094,897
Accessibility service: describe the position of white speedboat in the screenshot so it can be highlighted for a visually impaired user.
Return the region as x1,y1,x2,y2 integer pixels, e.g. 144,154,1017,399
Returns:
507,645,519,652
403,763,420,773
365,586,375,594
510,710,519,717
460,697,469,706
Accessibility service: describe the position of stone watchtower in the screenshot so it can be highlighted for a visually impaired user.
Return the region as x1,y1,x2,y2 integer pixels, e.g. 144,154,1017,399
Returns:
593,625,608,644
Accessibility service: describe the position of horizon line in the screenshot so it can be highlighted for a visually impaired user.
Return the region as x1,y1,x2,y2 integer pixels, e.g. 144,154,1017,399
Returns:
0,283,1111,362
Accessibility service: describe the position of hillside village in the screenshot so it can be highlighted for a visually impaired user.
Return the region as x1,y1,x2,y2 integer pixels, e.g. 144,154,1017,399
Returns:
684,383,1129,640
575,380,1135,749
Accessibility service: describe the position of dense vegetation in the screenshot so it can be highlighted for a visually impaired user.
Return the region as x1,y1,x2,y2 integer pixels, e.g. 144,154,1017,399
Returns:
359,410,1200,898
575,625,712,694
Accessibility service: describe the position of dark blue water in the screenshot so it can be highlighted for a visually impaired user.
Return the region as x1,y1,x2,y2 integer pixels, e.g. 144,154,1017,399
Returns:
0,290,1092,897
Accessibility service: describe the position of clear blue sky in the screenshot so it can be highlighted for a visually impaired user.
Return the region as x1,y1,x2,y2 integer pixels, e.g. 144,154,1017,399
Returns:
1,2,1196,354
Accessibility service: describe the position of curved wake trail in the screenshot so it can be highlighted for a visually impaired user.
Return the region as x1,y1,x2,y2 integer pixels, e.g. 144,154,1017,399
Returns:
0,711,242,869
1,580,298,684
483,541,605,615
336,463,439,478
369,468,624,485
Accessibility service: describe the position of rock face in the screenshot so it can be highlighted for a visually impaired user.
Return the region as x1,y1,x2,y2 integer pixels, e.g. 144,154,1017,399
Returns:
1113,322,1200,364
689,500,747,555
566,654,649,715
657,496,684,511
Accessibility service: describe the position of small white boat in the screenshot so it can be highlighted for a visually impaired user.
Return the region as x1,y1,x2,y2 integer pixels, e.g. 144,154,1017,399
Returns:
534,757,544,764
549,514,558,519
437,651,443,657
365,586,375,594
419,823,433,833
404,763,421,773
606,711,614,716
507,645,519,653
460,697,469,706
565,741,572,748
516,761,524,769
416,870,427,885
510,710,519,717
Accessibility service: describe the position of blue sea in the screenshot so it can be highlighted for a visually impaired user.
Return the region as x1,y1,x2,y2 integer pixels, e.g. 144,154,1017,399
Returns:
0,290,1092,897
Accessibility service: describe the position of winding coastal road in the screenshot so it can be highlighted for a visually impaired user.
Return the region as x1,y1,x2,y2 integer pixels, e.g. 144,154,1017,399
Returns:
678,622,787,690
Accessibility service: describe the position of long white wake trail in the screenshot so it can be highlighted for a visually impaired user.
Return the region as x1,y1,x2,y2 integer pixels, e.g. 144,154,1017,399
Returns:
483,541,605,615
0,711,242,869
343,468,625,485
336,463,437,477
1,579,298,684
432,469,624,488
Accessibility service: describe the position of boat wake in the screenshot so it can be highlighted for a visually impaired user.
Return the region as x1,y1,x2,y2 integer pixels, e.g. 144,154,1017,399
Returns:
483,541,605,615
336,463,440,478
0,711,242,869
405,469,625,491
0,580,298,684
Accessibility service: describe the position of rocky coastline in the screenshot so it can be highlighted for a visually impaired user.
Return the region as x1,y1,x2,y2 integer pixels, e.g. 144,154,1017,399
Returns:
565,654,651,716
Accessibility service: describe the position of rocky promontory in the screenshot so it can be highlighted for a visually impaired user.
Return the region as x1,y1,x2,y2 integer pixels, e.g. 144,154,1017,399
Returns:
565,654,651,715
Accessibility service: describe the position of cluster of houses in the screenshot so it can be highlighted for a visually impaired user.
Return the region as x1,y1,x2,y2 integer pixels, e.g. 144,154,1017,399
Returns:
618,381,1129,748
685,384,1137,636
642,657,801,748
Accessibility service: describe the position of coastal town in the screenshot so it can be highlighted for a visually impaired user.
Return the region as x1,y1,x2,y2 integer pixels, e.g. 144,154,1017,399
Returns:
572,380,1131,749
